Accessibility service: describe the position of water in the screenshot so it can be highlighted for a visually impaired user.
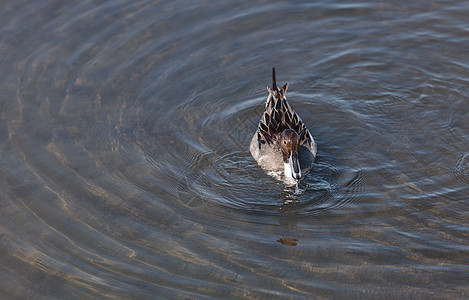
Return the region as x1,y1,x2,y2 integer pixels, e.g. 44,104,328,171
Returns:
1,0,468,299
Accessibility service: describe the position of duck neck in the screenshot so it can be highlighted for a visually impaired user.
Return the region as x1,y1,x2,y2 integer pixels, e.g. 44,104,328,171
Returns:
284,161,293,178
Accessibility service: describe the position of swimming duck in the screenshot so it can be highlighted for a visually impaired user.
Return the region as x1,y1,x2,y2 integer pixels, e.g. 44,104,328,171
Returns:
250,68,317,180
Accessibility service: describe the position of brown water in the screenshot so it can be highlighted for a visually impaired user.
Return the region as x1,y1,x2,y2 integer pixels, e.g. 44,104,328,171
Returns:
1,0,468,299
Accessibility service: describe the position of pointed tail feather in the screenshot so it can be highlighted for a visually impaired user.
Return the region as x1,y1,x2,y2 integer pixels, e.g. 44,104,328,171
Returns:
272,67,277,91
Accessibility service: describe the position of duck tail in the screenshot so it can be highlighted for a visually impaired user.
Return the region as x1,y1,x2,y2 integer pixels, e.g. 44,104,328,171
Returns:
272,67,277,91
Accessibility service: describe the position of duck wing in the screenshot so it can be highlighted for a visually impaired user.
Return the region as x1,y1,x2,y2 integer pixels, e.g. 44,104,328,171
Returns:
256,68,315,151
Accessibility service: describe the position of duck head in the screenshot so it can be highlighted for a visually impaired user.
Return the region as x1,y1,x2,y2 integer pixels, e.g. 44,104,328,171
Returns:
280,129,301,180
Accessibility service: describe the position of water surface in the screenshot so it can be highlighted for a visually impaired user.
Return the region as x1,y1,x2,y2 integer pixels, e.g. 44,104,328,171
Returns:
0,0,468,299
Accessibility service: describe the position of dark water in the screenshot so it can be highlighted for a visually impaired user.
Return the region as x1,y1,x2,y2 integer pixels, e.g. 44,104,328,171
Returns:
1,0,468,299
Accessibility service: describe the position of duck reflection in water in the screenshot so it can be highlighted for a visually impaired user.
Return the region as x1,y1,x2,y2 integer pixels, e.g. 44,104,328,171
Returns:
277,238,299,246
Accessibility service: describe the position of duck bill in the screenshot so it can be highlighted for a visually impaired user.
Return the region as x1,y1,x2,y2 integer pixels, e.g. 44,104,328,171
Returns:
289,152,301,180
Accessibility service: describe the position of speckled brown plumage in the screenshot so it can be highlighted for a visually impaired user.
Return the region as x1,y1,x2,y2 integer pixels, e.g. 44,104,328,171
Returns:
250,68,317,178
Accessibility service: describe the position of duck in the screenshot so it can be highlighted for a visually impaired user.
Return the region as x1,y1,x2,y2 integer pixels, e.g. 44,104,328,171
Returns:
250,68,317,181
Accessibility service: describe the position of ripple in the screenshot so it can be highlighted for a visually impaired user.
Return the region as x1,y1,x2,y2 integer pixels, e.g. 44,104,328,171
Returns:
453,153,469,185
1,0,469,299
